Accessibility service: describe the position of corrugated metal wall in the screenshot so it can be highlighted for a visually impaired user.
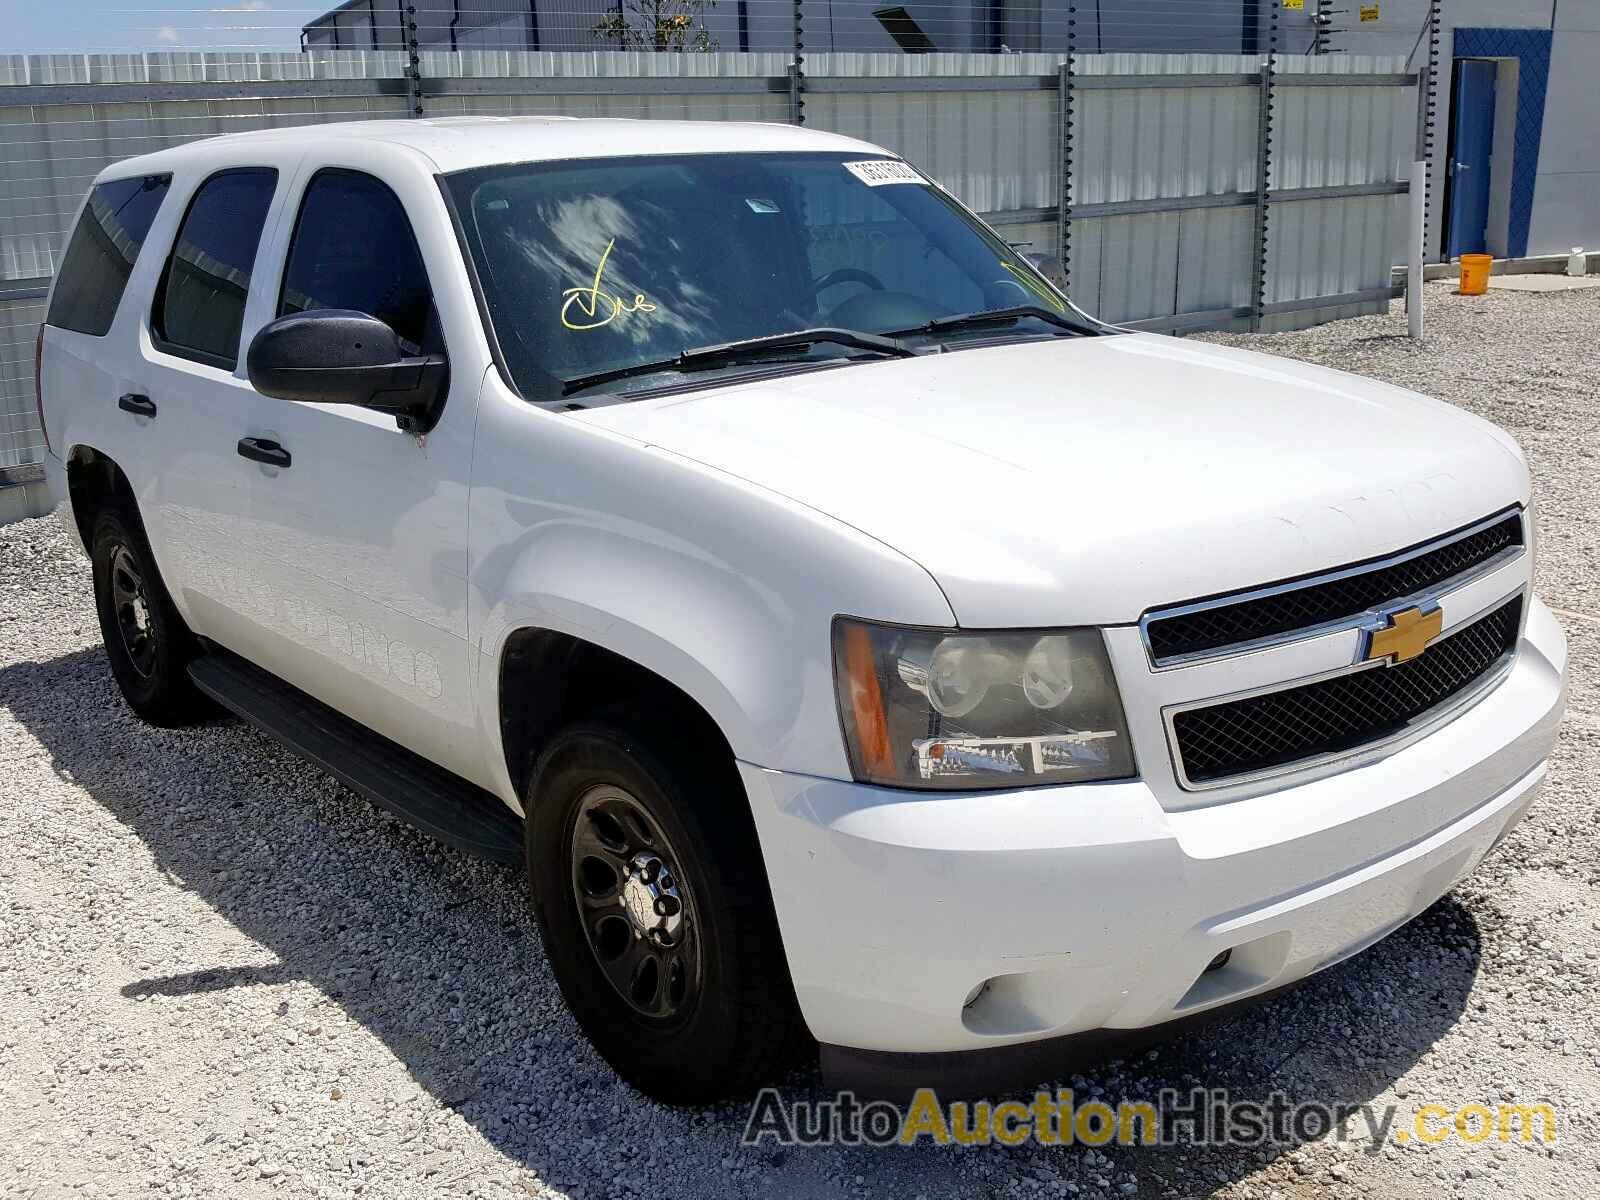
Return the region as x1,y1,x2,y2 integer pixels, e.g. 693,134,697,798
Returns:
1069,53,1261,326
1266,53,1416,331
0,50,1416,472
792,53,1062,217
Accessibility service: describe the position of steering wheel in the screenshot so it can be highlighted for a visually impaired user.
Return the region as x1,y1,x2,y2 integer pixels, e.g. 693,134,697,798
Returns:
989,277,1034,303
812,267,885,297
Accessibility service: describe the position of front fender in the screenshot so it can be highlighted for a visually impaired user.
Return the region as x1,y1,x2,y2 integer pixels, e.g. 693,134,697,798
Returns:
468,375,955,804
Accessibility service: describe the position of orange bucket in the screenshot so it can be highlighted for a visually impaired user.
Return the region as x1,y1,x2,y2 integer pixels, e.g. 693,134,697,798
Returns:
1459,253,1493,295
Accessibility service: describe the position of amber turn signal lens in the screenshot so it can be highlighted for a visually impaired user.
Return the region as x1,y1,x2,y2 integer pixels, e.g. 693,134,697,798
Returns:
841,621,895,778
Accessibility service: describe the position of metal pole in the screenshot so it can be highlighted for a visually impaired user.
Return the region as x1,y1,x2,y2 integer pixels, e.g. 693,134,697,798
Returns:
788,62,803,125
1408,158,1426,338
1248,3,1279,331
790,0,805,125
1056,11,1074,295
1406,1,1441,338
1414,0,1441,256
403,1,422,116
1250,60,1274,330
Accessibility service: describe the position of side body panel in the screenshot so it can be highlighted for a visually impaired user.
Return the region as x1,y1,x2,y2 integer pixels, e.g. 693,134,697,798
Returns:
38,185,141,510
466,370,957,806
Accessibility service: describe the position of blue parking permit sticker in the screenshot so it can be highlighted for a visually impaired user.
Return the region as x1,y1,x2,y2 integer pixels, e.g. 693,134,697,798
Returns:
745,197,782,214
842,159,925,187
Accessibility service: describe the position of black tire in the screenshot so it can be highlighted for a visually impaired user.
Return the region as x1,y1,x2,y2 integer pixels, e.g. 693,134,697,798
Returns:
90,507,209,726
526,723,808,1103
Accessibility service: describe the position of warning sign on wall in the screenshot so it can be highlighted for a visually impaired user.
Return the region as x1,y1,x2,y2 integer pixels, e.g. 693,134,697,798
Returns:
1282,0,1305,10
1359,3,1381,20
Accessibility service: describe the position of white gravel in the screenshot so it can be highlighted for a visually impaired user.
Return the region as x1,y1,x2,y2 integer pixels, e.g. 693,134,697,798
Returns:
2,280,1597,1199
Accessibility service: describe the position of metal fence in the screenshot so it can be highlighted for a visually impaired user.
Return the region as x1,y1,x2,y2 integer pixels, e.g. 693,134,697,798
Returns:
0,47,1420,475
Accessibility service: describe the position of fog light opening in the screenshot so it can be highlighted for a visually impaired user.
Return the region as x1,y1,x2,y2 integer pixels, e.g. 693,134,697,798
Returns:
1205,948,1232,974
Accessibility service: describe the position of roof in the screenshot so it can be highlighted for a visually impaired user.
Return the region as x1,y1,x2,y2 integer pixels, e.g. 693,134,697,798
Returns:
101,116,890,178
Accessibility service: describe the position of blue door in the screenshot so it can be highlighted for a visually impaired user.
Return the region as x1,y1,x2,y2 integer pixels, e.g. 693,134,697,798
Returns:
1446,59,1497,257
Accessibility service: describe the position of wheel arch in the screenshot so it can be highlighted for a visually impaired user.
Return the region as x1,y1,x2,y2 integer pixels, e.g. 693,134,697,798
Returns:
497,624,744,810
63,444,141,552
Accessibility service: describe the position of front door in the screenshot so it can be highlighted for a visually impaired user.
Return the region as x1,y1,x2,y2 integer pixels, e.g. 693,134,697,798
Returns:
231,162,484,786
1445,58,1498,258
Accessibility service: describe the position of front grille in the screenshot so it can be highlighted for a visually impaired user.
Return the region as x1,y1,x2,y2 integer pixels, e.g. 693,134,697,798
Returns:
1172,595,1522,786
1146,512,1522,663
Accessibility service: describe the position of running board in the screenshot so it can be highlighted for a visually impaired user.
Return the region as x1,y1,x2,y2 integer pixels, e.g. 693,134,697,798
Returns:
188,650,523,863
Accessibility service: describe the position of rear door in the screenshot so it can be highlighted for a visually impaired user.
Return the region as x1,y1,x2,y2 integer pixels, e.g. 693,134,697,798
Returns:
134,162,297,653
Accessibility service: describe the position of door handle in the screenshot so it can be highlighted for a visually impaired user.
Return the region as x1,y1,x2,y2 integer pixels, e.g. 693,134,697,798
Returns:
118,393,157,418
237,437,291,469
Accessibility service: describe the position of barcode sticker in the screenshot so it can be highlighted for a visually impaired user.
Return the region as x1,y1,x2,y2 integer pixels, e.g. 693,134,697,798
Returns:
842,159,925,187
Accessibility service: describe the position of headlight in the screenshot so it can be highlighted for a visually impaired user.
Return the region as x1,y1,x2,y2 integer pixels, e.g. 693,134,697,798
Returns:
832,619,1135,790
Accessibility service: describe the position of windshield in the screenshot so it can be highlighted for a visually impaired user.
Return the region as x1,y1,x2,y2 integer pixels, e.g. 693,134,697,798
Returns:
444,152,1089,402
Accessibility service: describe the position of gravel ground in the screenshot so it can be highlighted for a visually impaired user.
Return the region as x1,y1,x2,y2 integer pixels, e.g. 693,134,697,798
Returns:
2,280,1597,1200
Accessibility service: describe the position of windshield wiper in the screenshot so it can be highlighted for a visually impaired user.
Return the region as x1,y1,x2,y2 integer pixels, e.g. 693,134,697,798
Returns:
562,327,915,396
892,304,1095,339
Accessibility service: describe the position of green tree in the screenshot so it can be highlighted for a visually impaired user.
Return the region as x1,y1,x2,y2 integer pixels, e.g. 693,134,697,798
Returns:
591,0,719,50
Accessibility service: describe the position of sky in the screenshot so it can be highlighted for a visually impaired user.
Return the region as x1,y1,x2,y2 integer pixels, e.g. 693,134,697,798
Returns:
8,1,315,54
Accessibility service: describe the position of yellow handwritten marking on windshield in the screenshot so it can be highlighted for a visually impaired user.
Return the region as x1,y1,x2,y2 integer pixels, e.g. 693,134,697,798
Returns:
561,239,657,331
1000,260,1067,313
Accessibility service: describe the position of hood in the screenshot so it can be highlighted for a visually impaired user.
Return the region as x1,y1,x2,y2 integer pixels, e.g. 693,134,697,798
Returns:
573,333,1528,627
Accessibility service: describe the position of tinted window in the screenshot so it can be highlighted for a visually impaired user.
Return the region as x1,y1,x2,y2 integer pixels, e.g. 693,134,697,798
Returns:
47,175,172,336
154,168,278,367
279,170,437,350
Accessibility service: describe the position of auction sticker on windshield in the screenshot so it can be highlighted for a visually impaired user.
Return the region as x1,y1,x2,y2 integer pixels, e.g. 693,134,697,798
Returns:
843,159,925,187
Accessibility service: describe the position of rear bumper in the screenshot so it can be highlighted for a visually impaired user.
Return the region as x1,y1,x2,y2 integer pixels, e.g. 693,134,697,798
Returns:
740,598,1566,1068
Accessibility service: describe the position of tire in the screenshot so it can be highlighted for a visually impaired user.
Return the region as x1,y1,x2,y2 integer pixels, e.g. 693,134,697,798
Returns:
90,507,209,726
526,723,808,1103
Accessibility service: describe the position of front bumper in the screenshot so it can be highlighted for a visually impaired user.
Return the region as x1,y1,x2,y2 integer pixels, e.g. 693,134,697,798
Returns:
740,598,1566,1069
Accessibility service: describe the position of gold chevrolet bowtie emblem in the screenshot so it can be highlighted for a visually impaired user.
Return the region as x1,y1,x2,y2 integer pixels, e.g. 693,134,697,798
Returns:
1365,606,1443,664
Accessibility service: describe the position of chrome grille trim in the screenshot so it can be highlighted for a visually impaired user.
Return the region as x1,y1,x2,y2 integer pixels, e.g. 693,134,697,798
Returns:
1161,589,1524,791
1140,507,1526,669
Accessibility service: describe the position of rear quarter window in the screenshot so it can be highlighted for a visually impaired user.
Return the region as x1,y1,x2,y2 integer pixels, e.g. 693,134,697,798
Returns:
46,174,172,337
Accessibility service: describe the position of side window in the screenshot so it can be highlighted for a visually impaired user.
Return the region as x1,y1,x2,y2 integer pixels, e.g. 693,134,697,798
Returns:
47,174,172,336
279,169,438,351
152,168,278,368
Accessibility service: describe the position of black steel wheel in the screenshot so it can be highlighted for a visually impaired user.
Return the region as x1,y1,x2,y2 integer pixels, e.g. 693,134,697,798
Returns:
569,784,703,1022
90,507,209,726
107,541,158,678
527,723,808,1103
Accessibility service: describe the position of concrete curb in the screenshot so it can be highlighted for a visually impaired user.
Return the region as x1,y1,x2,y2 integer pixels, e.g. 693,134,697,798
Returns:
1395,251,1600,284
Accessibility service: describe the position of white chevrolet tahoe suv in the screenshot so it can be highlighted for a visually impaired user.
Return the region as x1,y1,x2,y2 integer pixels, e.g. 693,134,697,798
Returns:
37,117,1567,1104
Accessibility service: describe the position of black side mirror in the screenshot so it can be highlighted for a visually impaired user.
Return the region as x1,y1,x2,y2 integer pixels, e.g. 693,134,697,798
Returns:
246,309,448,435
